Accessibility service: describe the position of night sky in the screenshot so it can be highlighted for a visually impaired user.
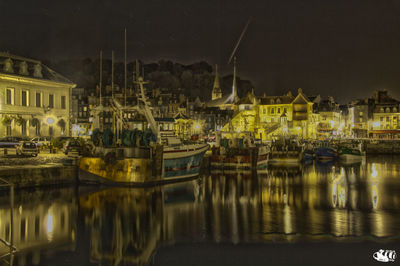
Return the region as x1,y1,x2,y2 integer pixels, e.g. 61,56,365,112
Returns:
2,0,400,102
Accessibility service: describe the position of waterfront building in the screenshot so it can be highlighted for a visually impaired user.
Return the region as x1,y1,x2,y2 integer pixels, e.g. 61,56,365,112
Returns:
370,90,400,139
71,87,91,137
314,96,341,139
349,99,371,138
0,52,75,138
220,88,314,140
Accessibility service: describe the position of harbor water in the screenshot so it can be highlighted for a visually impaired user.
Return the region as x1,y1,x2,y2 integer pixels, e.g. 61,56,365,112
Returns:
1,155,400,265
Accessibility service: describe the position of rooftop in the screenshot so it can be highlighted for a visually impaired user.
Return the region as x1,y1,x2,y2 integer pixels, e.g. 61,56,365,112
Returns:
0,52,74,85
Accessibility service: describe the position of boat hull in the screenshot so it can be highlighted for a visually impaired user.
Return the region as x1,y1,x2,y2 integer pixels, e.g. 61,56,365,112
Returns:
163,144,209,179
268,151,303,165
339,153,362,162
315,147,337,161
79,144,209,186
210,146,269,170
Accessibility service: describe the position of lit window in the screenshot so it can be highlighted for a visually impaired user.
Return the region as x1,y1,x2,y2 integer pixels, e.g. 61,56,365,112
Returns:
6,88,14,105
21,90,29,106
359,112,363,116
36,92,41,107
49,94,54,108
61,96,66,109
83,106,87,111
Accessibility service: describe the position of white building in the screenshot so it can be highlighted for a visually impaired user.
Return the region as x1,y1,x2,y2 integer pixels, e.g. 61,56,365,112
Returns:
0,52,76,138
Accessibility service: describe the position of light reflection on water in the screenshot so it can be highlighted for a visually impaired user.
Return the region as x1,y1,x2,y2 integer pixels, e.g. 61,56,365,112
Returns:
1,155,400,265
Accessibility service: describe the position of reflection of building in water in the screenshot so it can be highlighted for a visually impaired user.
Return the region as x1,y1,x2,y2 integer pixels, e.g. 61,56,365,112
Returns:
79,188,163,266
259,167,303,237
0,191,76,266
76,160,400,264
367,162,394,237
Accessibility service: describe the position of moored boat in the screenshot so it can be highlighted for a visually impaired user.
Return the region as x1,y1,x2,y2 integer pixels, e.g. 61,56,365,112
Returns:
79,78,208,185
338,145,363,162
209,137,269,170
268,139,303,165
315,142,337,161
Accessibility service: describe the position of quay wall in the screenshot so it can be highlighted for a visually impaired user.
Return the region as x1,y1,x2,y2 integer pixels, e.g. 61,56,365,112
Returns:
364,141,400,154
0,165,77,189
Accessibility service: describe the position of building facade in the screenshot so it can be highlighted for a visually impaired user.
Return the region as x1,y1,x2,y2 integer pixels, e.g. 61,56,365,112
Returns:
0,53,75,138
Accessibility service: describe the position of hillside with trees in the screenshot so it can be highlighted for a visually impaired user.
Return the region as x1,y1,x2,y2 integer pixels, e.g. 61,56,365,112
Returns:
46,58,254,101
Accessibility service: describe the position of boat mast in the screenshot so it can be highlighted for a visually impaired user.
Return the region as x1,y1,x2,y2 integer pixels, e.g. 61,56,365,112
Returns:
99,50,102,105
111,50,114,98
124,28,127,107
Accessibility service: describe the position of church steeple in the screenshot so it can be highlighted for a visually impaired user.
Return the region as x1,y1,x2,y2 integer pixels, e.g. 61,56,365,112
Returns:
212,64,222,100
232,57,239,102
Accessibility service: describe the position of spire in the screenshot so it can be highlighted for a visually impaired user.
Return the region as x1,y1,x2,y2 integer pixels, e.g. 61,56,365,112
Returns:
232,57,238,102
212,64,222,100
213,64,220,90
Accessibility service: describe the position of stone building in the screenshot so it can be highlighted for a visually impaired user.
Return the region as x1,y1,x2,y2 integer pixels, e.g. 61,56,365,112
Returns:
0,52,75,138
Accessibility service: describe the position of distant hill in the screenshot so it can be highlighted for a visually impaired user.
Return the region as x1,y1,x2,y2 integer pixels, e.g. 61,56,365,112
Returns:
45,58,254,101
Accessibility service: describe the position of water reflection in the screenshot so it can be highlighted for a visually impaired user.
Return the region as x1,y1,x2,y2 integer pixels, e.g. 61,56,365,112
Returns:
1,156,400,265
79,188,163,265
0,188,77,265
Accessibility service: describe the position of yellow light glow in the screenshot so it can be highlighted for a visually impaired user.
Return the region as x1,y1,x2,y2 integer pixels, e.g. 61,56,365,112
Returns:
46,211,54,241
372,121,380,128
371,163,378,178
372,185,379,209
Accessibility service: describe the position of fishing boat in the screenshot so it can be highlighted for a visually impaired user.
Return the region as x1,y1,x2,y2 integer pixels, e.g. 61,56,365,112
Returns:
268,139,304,165
79,78,208,185
338,143,363,162
209,137,269,170
315,141,337,161
302,142,315,162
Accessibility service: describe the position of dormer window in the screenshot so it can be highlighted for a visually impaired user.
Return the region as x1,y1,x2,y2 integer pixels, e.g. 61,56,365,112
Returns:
386,107,390,113
270,99,275,104
3,58,14,73
380,108,384,113
33,64,43,78
19,61,29,75
276,98,281,104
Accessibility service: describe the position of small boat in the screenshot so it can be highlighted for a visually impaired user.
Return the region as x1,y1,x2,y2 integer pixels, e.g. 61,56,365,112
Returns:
338,144,363,162
268,139,304,165
315,142,337,161
257,145,270,169
210,137,269,170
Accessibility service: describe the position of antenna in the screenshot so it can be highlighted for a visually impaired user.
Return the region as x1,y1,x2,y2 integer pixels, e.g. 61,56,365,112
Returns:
228,17,252,65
